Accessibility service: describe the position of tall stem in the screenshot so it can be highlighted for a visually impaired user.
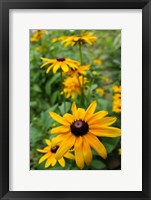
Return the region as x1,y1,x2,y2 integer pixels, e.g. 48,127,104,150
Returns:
60,70,66,113
78,42,85,105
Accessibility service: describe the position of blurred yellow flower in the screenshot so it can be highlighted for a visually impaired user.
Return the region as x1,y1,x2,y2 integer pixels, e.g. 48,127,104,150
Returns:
37,139,74,168
112,85,121,93
96,88,105,96
118,148,121,155
93,59,102,65
52,33,97,47
49,101,121,169
112,99,121,113
102,76,109,83
64,65,90,77
40,57,80,74
36,46,43,52
30,30,45,42
62,76,87,98
113,93,121,101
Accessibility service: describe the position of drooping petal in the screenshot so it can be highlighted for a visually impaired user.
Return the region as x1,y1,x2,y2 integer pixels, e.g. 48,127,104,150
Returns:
89,117,117,129
58,157,65,167
37,147,49,153
52,62,61,73
74,136,84,169
82,136,92,165
38,152,51,164
55,135,76,160
61,63,69,72
46,64,54,73
84,101,97,122
49,112,69,125
51,156,57,167
50,126,69,134
85,133,107,159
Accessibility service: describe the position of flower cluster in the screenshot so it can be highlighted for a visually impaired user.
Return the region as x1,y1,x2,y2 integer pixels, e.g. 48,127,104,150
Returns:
112,85,121,113
30,30,45,42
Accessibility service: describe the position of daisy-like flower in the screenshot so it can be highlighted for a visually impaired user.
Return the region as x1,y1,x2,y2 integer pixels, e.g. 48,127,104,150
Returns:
30,30,45,42
49,101,121,169
52,33,97,47
62,76,87,98
64,65,90,76
40,57,80,74
37,139,74,168
112,85,121,93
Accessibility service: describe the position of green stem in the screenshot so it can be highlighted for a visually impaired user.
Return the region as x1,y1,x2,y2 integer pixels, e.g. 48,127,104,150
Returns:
60,70,66,113
78,42,85,105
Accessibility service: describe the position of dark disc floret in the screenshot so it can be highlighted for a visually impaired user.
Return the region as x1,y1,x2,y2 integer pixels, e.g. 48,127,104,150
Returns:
51,145,59,153
57,57,65,62
70,120,89,136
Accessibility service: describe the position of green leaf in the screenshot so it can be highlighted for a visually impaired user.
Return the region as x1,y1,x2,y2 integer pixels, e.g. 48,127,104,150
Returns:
32,84,42,93
101,137,120,153
90,160,106,170
59,102,71,115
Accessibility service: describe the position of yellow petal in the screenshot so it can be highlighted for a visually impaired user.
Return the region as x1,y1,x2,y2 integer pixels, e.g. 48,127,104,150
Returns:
51,133,71,146
82,136,92,165
71,102,78,119
63,113,74,124
46,63,55,74
51,157,57,167
51,126,69,134
78,108,85,120
84,101,97,122
45,155,53,168
52,62,61,73
74,136,84,169
37,147,49,153
90,127,121,137
38,152,51,164
58,157,65,167
40,61,51,68
45,139,52,146
61,63,69,72
86,133,107,159
89,117,117,129
88,111,108,124
49,112,69,125
64,152,75,160
55,135,76,160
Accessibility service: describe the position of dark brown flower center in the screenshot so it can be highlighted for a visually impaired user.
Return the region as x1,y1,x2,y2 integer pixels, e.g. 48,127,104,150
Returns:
70,120,89,136
51,145,59,153
57,57,65,62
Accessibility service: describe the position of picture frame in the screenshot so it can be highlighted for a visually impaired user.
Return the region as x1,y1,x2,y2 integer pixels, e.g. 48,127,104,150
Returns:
0,0,150,199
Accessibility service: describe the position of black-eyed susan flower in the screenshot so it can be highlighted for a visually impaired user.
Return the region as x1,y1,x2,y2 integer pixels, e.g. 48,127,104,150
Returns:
30,30,45,42
61,76,87,99
96,88,105,96
52,33,97,47
112,85,121,93
64,65,90,77
40,57,80,74
49,101,121,169
37,139,74,168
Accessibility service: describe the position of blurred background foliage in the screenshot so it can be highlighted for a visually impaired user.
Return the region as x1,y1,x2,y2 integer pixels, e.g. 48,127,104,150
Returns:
30,30,121,170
